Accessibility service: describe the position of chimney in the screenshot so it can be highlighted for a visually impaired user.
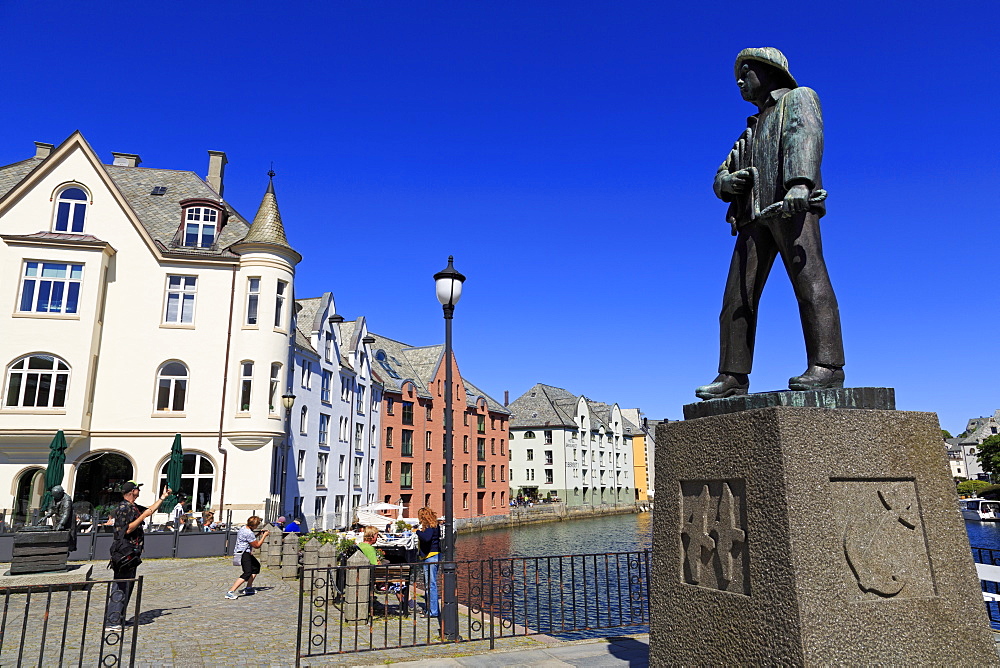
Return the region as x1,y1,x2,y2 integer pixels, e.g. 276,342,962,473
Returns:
34,142,54,159
111,152,142,167
504,390,509,406
207,150,228,196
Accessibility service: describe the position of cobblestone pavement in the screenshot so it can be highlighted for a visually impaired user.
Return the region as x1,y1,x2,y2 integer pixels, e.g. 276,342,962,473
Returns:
1,557,648,667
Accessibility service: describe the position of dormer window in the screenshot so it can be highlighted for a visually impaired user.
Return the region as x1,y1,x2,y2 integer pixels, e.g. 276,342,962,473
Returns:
53,186,89,233
184,206,218,247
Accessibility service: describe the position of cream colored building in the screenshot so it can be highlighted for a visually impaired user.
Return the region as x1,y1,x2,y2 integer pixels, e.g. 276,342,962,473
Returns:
0,132,300,524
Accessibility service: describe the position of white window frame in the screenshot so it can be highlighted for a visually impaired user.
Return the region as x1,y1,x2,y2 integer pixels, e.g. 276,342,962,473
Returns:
321,370,331,403
52,186,89,233
269,363,281,414
319,413,329,445
238,361,253,412
155,361,188,412
4,354,71,409
296,450,305,479
317,453,328,487
274,280,288,329
183,206,218,247
18,261,84,315
163,274,197,324
245,278,261,326
300,406,308,435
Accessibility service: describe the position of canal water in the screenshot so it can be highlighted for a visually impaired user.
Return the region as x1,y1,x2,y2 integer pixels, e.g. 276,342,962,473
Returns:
455,512,651,561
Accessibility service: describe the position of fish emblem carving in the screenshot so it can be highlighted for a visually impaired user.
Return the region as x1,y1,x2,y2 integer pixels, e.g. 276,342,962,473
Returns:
843,486,917,597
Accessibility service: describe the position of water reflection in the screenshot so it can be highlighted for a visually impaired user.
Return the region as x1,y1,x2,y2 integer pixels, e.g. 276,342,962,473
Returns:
966,519,1000,550
456,512,651,561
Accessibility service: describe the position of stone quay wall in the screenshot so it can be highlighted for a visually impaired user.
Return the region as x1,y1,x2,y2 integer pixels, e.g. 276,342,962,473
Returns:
456,501,651,533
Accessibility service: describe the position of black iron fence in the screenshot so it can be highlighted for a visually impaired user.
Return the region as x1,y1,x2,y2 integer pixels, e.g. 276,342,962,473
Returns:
297,550,650,662
0,577,143,667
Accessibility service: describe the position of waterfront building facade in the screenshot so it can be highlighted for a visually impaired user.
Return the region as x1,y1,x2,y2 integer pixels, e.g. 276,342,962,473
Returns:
370,333,509,519
0,132,300,522
284,293,382,530
507,384,635,507
945,410,1000,481
620,408,652,502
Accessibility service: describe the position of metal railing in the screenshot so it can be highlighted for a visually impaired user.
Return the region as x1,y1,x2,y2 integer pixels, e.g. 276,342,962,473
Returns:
970,545,1000,629
297,549,650,662
0,576,143,667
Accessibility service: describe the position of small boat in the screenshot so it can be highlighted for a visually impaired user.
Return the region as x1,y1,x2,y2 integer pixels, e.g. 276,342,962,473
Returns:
961,498,1000,521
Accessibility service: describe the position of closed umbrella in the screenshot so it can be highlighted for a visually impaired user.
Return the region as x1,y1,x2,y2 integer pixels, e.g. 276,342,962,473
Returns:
40,430,68,512
161,433,183,514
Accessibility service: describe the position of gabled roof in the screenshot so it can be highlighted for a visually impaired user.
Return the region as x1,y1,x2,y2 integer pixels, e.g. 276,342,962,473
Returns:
368,332,508,414
0,132,285,263
507,383,579,428
508,383,638,433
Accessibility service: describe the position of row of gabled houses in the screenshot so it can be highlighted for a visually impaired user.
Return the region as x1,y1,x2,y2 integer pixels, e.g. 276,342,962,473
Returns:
0,132,654,532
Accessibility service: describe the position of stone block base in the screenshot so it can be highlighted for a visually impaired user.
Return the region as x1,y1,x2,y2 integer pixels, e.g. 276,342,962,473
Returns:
652,406,994,665
0,564,93,590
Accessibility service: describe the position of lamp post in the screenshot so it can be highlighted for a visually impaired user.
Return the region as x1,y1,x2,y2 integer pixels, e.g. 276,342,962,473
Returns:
434,255,465,641
280,392,296,517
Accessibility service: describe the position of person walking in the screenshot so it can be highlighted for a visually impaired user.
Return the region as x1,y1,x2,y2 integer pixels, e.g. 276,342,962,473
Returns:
416,507,441,618
226,516,269,599
106,480,171,631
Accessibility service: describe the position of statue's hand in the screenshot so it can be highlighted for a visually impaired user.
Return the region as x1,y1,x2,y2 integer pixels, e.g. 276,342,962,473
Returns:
720,169,752,196
782,184,810,215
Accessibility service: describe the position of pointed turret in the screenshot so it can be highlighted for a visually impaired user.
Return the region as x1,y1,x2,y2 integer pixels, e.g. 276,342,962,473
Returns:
231,171,301,264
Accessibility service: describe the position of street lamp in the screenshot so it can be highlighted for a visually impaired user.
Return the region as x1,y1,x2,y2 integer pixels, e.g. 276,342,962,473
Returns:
434,255,465,641
280,393,296,517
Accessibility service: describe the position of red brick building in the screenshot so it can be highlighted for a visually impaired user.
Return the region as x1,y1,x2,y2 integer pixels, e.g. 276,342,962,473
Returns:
370,333,509,519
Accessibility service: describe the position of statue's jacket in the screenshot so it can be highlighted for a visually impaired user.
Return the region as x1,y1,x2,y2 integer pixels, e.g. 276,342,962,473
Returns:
714,86,825,230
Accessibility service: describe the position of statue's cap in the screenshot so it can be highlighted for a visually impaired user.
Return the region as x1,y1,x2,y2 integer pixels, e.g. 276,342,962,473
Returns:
735,47,797,88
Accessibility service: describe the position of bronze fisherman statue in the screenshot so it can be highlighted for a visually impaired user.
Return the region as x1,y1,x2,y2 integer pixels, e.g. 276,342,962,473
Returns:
696,47,845,400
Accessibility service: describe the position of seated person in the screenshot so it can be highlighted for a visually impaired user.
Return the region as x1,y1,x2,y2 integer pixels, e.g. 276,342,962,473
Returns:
202,511,216,531
359,526,408,614
283,517,302,532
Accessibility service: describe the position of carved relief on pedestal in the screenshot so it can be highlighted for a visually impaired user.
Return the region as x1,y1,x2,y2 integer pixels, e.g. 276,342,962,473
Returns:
831,478,934,600
680,479,749,595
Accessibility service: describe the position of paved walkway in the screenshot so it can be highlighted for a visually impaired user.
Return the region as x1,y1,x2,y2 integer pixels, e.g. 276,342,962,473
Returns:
1,556,648,667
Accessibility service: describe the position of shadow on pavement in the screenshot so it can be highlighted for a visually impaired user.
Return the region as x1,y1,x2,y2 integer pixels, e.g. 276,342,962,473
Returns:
133,605,192,625
606,636,649,667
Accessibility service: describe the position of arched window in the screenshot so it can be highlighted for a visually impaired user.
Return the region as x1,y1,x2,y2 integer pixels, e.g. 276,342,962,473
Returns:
524,431,536,439
239,361,253,411
269,363,281,414
53,186,89,233
4,354,70,408
159,453,215,512
300,406,308,434
156,361,188,411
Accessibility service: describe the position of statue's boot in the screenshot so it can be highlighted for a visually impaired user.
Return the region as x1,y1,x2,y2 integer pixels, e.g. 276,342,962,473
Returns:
695,373,749,400
788,364,845,391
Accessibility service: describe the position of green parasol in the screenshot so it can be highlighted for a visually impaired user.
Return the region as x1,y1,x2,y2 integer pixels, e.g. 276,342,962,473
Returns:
40,430,68,511
161,433,184,513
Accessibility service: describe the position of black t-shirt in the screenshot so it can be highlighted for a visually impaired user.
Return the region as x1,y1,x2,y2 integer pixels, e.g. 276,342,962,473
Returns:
112,500,144,554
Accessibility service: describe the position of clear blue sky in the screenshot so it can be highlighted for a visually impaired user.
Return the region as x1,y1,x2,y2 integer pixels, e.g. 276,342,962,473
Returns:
1,2,996,433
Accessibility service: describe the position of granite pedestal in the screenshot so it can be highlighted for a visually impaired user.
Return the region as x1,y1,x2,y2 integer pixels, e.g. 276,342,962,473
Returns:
651,393,995,665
